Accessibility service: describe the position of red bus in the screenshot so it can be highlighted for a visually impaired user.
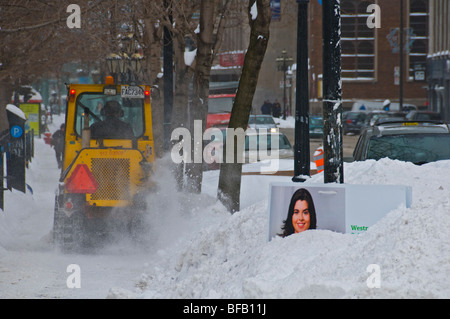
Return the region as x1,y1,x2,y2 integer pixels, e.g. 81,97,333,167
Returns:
206,93,235,129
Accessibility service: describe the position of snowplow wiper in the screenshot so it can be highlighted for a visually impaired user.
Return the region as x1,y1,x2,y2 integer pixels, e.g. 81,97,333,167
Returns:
78,101,102,123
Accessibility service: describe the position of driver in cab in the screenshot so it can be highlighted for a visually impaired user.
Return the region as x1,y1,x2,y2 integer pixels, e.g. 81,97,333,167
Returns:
90,100,134,139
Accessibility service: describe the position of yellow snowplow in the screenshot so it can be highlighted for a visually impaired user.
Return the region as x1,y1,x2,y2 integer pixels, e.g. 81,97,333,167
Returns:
53,77,155,252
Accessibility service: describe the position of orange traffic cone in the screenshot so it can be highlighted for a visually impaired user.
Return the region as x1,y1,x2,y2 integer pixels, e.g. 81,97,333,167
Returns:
314,146,324,173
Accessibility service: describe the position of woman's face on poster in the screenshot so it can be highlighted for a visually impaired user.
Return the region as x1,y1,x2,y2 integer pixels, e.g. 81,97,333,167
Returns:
292,200,311,233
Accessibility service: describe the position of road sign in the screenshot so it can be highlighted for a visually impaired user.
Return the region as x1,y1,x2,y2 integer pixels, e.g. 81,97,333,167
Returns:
10,125,23,138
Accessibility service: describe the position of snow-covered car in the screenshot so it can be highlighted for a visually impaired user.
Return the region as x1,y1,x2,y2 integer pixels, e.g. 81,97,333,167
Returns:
352,120,450,165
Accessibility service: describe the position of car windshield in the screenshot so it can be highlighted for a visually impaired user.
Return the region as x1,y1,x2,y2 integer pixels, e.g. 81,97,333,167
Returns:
346,112,367,121
208,96,234,114
248,116,275,125
75,92,145,138
367,134,450,164
310,117,323,126
406,112,441,121
245,134,291,151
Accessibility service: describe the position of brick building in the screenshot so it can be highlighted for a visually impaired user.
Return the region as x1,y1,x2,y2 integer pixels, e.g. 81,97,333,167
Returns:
427,0,450,122
252,0,431,114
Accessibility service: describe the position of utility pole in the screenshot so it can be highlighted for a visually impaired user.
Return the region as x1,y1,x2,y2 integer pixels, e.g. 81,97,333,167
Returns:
292,0,310,182
322,0,344,184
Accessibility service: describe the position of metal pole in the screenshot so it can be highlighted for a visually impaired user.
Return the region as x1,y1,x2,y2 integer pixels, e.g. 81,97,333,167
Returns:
399,0,404,110
163,0,174,152
293,0,310,182
322,0,344,184
283,61,287,120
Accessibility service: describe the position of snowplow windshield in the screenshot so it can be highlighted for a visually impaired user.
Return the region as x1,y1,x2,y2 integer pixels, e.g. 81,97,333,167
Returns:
74,92,145,138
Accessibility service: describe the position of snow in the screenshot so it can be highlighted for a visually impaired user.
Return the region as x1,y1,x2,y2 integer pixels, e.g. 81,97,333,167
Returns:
250,2,258,20
184,49,197,66
6,104,26,120
1,114,450,299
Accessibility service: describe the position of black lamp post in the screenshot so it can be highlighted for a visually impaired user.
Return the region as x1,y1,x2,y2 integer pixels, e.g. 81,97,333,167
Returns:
106,33,143,85
276,49,293,120
292,0,310,182
322,0,344,184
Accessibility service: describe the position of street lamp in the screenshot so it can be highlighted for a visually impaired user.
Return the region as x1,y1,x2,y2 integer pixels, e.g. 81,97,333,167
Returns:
105,33,143,84
276,49,293,120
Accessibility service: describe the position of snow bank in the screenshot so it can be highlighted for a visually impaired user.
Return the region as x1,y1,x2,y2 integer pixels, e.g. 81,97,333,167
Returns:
1,112,449,298
126,158,450,299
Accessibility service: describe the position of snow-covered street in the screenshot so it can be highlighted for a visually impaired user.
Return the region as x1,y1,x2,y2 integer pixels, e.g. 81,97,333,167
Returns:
1,115,450,299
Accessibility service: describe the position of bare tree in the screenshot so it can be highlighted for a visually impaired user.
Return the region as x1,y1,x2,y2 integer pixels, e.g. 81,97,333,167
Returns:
218,0,272,213
183,0,232,193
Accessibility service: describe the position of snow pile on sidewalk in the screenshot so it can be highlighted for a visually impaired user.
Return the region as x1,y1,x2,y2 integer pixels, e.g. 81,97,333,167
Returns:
114,159,450,299
1,112,449,298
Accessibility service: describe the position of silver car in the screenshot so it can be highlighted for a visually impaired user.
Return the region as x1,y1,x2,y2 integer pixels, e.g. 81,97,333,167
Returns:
244,131,293,162
248,115,278,133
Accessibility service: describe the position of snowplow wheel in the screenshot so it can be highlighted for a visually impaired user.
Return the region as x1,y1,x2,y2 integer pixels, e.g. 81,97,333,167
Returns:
53,195,86,253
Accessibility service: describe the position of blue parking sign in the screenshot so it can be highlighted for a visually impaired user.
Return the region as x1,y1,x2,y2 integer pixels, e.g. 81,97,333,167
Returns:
11,125,23,138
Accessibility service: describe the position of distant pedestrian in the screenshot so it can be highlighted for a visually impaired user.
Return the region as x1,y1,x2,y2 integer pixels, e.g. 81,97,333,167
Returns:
382,99,391,111
51,123,65,169
272,99,281,118
261,100,273,115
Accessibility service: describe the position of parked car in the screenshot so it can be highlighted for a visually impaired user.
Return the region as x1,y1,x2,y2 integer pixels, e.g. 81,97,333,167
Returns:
248,114,278,132
203,129,294,169
343,111,367,135
360,111,405,130
352,120,450,165
244,131,294,162
405,111,442,122
309,115,324,138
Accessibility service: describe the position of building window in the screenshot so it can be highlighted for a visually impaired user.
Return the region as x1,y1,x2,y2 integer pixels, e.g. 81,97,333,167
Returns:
271,0,281,21
341,0,376,81
408,0,428,80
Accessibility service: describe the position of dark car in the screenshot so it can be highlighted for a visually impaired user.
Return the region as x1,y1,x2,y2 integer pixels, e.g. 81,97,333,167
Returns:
309,115,324,138
343,111,367,135
359,111,405,130
405,111,442,122
352,120,450,165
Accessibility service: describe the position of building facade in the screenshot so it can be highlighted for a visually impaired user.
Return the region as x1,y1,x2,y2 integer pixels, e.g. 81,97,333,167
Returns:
216,0,431,115
307,0,429,112
427,0,450,122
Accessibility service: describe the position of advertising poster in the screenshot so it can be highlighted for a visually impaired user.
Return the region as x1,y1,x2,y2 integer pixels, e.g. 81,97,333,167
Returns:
19,103,41,135
268,183,412,241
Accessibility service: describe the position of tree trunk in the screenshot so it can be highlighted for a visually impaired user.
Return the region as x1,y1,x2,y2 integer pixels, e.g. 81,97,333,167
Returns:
171,30,194,189
142,13,164,158
0,81,12,132
185,0,216,194
217,0,272,213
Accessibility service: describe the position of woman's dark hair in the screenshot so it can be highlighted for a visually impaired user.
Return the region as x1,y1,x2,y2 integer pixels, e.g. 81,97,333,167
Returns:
280,188,317,237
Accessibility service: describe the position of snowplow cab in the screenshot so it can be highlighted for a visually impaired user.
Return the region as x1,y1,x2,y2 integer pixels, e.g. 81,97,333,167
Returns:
53,77,155,252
